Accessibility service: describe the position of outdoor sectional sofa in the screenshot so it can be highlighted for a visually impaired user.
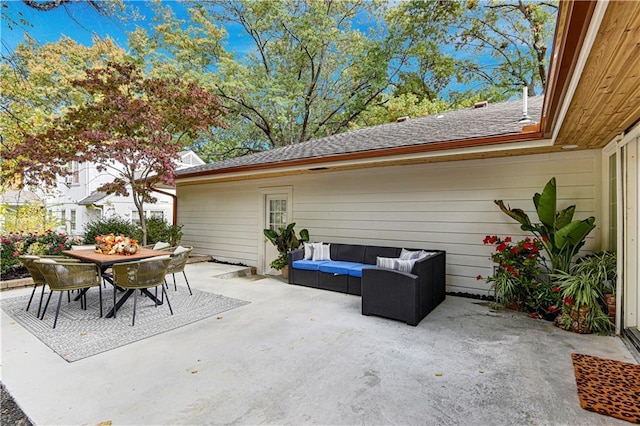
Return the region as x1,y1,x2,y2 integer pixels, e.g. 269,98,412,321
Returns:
287,243,446,326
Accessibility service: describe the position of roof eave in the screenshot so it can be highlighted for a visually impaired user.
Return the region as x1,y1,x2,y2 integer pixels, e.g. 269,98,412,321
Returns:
177,128,545,182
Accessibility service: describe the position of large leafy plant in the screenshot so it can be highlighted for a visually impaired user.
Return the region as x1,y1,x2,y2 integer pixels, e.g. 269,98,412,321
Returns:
263,223,309,270
495,177,596,274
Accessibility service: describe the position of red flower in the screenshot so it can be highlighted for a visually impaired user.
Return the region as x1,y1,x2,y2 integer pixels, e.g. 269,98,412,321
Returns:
504,265,521,278
511,247,519,254
496,243,508,252
542,235,548,242
549,305,557,313
483,235,498,245
563,297,573,305
476,275,483,281
530,312,537,318
553,286,560,293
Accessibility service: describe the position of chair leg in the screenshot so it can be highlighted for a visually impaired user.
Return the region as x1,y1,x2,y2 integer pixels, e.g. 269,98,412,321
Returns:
131,290,137,326
113,285,117,319
40,291,54,320
26,284,37,311
98,285,103,317
37,284,47,318
154,286,158,307
53,292,63,329
162,285,173,315
183,271,192,296
173,274,177,291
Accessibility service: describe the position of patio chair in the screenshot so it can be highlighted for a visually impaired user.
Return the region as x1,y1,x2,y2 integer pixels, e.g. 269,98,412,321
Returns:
19,255,81,317
165,246,193,295
35,259,102,329
112,256,172,326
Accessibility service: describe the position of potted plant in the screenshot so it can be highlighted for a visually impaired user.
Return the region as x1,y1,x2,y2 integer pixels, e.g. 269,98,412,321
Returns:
552,252,616,334
495,177,596,274
263,223,309,279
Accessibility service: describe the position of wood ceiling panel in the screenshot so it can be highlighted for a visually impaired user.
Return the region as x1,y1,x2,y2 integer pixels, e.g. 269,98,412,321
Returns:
556,1,640,148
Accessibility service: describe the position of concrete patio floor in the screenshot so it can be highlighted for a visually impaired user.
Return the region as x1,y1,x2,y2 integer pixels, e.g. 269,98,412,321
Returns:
1,261,637,425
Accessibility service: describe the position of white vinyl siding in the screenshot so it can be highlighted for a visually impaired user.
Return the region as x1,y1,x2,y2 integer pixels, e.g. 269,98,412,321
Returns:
178,185,260,264
177,150,601,294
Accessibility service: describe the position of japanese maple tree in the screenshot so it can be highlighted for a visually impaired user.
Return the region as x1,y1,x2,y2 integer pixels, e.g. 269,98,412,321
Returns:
8,61,227,244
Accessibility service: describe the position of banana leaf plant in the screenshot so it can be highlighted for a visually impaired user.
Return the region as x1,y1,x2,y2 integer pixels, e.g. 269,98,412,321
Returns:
263,223,309,270
495,177,596,274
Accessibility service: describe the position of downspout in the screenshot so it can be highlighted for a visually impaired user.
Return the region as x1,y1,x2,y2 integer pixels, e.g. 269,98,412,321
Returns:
147,183,178,226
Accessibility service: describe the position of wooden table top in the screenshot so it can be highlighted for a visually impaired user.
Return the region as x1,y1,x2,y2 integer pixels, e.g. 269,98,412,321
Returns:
62,248,170,267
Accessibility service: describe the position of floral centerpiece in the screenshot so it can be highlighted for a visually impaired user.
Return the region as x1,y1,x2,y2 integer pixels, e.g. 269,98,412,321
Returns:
95,234,140,255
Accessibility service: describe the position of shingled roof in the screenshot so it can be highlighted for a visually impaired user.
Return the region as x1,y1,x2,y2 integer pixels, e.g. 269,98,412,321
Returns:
177,96,543,177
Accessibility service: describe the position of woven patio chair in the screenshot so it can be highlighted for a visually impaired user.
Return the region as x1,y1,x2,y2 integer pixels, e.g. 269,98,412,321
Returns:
19,255,81,317
164,246,193,295
35,259,102,329
112,256,172,326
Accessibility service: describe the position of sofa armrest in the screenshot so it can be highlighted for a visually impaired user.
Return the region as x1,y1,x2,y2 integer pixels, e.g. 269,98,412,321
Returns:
288,249,304,284
361,268,421,325
411,252,446,315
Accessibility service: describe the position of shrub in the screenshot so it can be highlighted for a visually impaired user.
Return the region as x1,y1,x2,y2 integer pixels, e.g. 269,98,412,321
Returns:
0,202,62,235
83,216,139,245
141,217,183,246
480,235,562,320
0,230,83,274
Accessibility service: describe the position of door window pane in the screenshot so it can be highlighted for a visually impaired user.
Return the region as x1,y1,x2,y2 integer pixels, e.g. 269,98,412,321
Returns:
268,197,287,230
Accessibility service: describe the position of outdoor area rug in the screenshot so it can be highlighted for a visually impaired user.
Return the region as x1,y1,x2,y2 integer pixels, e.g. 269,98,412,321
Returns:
571,353,640,424
1,287,250,362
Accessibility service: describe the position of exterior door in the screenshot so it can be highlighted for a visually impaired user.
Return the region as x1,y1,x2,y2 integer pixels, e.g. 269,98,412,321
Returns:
264,194,288,275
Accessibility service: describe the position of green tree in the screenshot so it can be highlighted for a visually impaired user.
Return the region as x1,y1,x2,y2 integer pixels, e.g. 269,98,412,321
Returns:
5,61,227,244
129,0,409,154
455,0,558,97
0,35,128,188
385,0,463,102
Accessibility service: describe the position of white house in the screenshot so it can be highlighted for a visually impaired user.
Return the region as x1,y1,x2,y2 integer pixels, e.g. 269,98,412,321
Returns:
172,2,640,348
43,150,204,237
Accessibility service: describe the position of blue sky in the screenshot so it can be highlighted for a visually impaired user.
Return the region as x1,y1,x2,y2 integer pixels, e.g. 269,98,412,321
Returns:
1,1,196,54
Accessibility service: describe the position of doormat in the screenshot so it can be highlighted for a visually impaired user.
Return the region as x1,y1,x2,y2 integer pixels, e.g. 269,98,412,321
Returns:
2,287,250,362
571,353,640,423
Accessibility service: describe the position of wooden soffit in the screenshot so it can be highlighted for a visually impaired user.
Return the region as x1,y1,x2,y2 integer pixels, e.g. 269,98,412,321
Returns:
554,1,640,148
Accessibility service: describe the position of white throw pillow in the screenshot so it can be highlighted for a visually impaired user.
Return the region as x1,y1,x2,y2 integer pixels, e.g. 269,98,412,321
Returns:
399,249,421,260
139,255,171,263
418,251,436,260
173,245,189,254
396,259,416,273
312,243,331,261
153,241,171,250
303,242,314,260
72,245,96,251
376,257,398,270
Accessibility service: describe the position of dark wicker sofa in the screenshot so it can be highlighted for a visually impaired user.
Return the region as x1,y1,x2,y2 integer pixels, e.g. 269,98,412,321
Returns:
287,243,446,326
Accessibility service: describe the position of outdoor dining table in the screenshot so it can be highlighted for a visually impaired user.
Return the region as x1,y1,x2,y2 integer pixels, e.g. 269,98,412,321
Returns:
62,248,170,318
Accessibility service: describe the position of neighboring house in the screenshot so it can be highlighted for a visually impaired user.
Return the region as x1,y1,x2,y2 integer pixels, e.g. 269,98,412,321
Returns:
173,2,639,344
44,150,204,238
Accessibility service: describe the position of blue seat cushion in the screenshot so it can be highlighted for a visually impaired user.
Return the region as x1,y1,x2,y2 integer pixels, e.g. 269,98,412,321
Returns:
292,260,329,271
346,264,376,278
318,261,364,275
